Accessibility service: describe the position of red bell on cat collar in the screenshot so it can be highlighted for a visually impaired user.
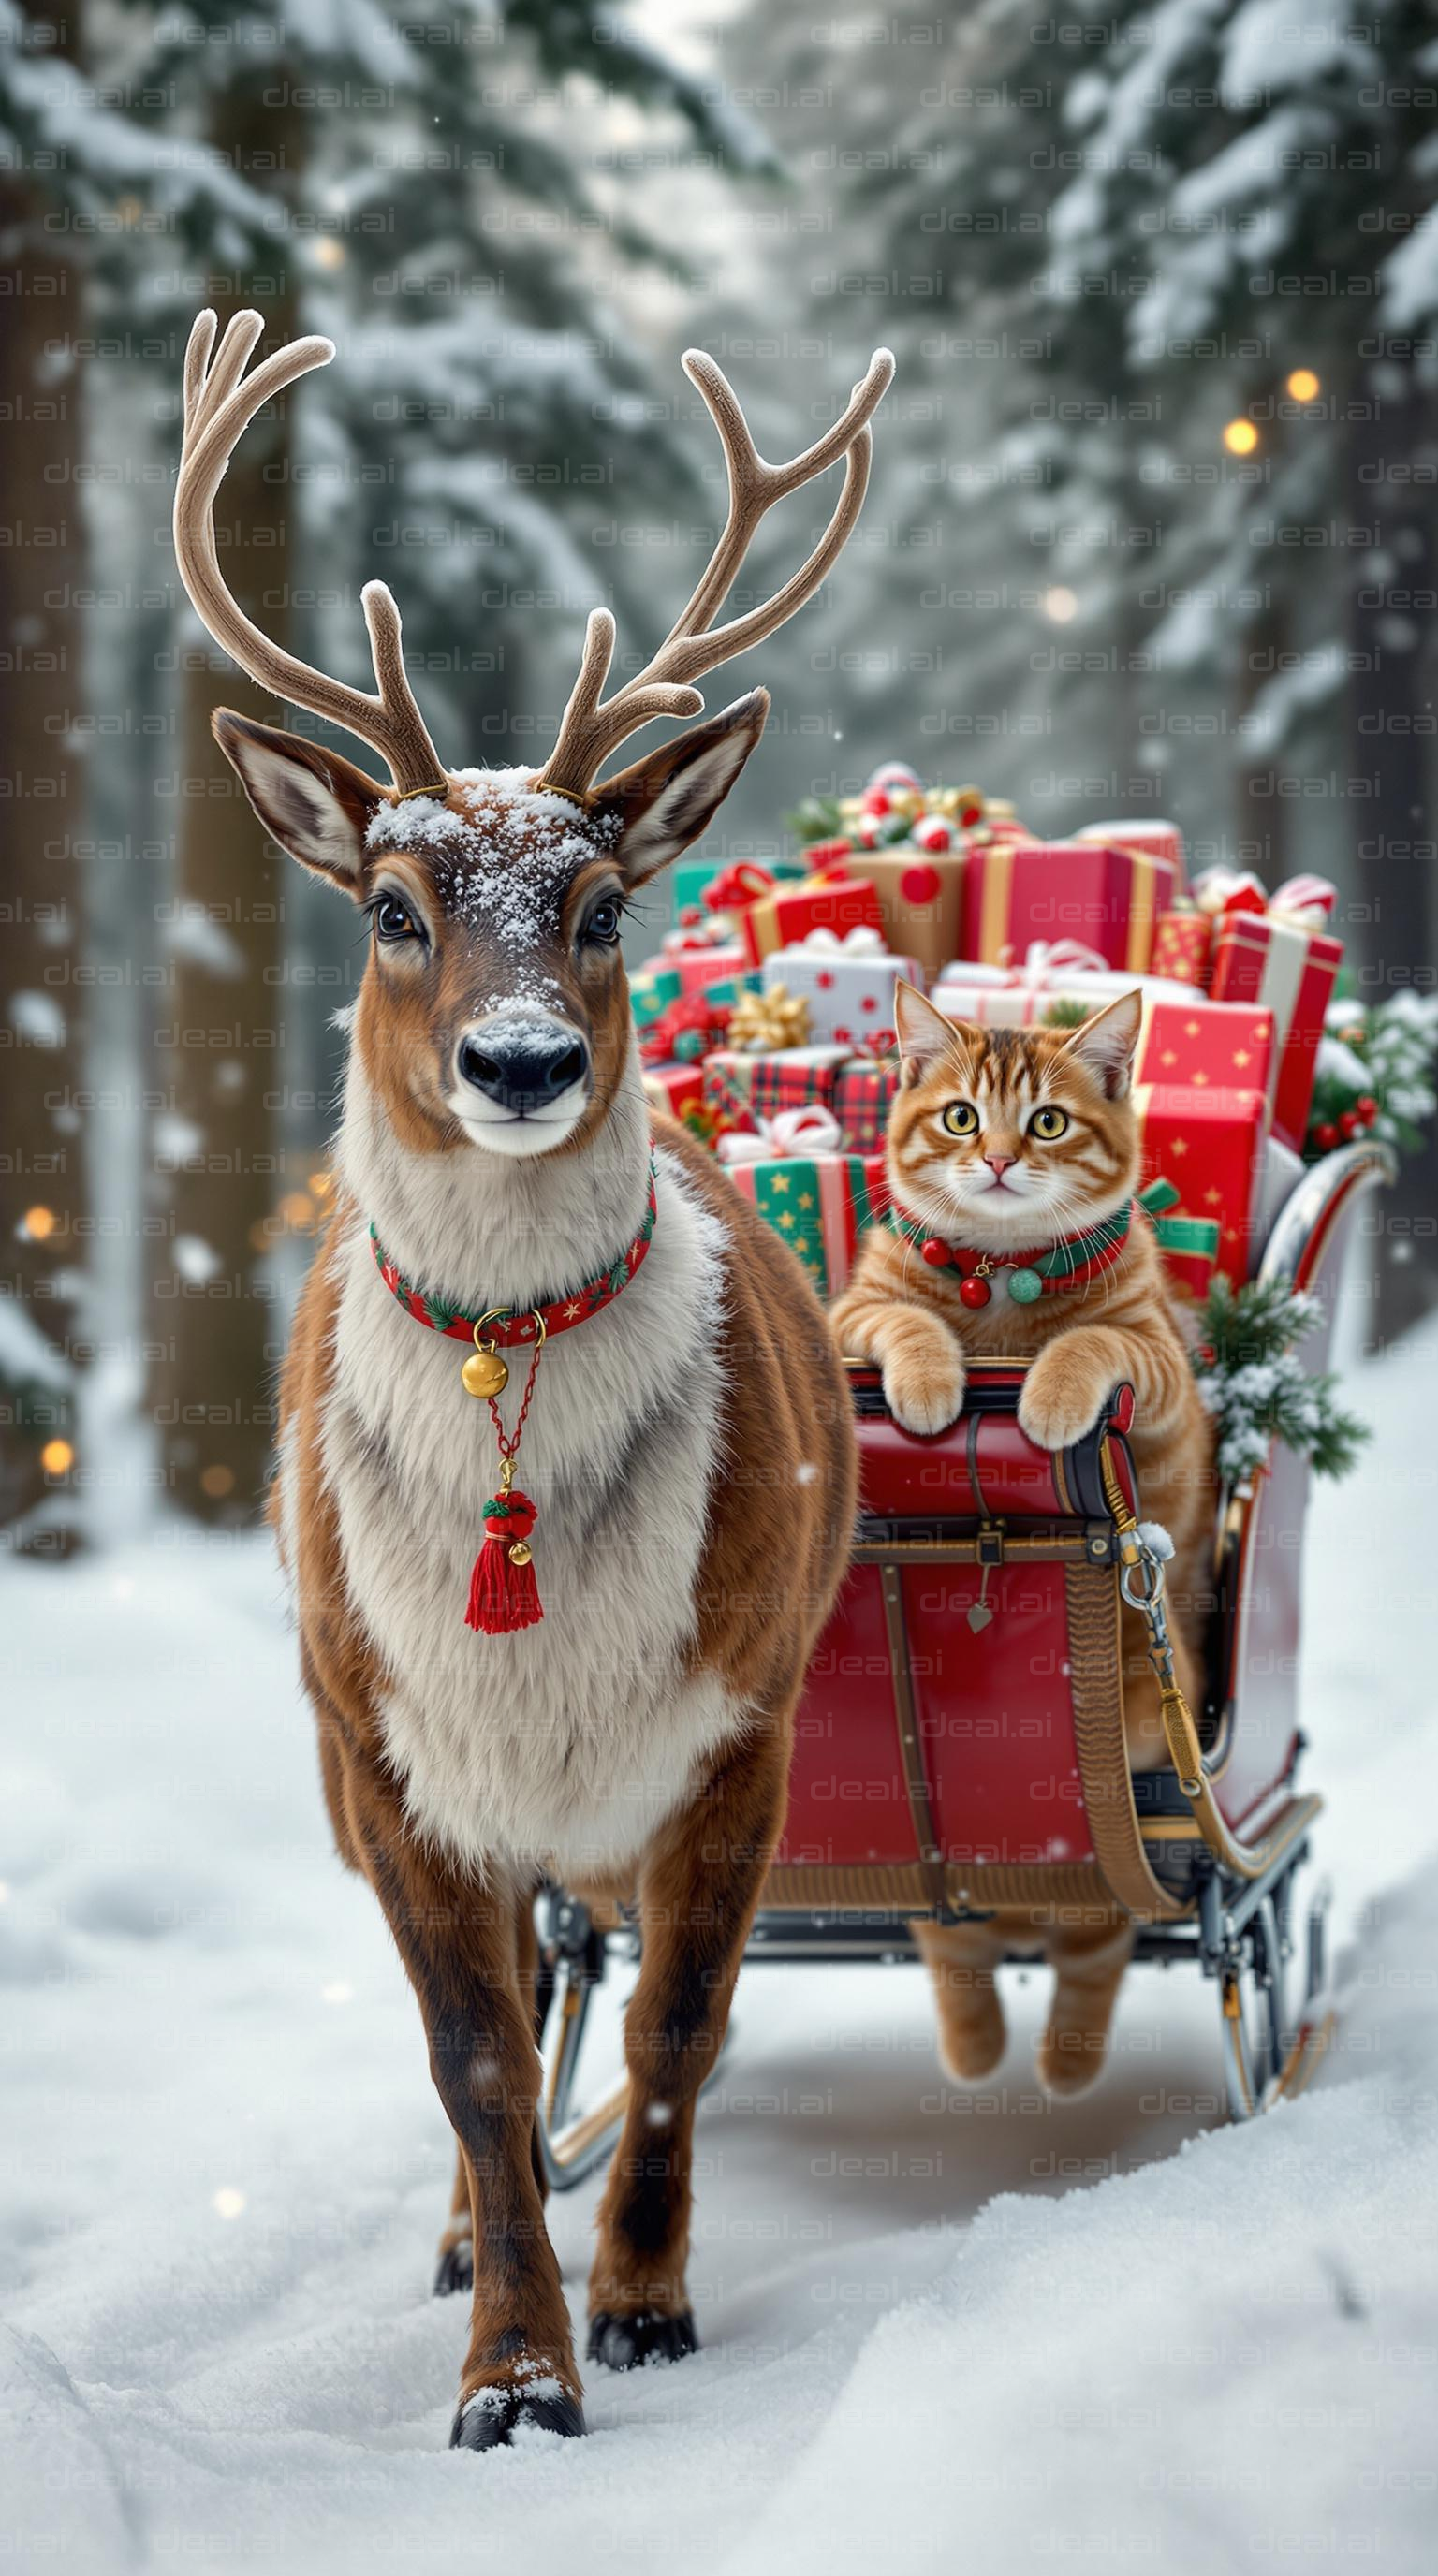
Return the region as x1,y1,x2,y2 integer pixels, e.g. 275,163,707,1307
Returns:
959,1276,991,1309
920,1237,952,1267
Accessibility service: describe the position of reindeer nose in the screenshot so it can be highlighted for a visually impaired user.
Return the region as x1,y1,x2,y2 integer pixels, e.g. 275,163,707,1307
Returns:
457,1028,589,1114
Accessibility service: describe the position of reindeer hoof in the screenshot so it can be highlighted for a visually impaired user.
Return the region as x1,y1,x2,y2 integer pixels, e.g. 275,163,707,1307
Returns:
587,2308,698,2372
450,2385,586,2451
433,2241,473,2298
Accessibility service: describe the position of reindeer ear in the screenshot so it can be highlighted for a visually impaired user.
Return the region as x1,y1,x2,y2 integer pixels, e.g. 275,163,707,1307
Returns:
894,980,972,1088
212,710,389,893
1059,988,1143,1099
591,690,770,889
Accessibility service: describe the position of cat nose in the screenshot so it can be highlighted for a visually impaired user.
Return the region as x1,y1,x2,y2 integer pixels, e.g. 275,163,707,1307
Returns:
984,1152,1017,1176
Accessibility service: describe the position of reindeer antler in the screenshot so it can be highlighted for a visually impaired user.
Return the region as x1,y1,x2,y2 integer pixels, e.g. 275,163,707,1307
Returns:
536,345,895,799
173,310,448,798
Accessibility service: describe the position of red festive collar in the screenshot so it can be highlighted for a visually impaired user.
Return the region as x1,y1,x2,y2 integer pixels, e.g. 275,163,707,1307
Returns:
888,1198,1133,1310
366,1160,657,1637
368,1158,658,1349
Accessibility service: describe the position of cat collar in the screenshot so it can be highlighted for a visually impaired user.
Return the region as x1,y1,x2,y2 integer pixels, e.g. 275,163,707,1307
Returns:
887,1198,1133,1310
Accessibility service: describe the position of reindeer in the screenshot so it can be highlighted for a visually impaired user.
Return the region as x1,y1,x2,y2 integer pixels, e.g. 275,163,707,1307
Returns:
173,311,891,2449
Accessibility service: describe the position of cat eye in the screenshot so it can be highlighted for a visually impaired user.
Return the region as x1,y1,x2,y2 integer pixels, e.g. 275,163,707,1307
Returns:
941,1102,979,1137
1029,1105,1069,1141
373,893,423,945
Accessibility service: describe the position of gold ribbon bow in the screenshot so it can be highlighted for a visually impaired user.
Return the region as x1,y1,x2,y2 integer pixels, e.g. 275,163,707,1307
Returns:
728,983,812,1053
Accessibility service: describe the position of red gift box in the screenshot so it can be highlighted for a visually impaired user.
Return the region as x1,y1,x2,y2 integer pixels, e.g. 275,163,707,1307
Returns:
1135,994,1276,1101
1079,818,1187,893
1134,1082,1269,1286
1206,910,1343,1154
740,866,885,967
1151,905,1211,988
641,1061,705,1122
960,837,1179,975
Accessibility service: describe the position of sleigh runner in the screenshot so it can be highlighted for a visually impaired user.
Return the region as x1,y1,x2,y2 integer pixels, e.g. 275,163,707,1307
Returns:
534,1130,1390,2171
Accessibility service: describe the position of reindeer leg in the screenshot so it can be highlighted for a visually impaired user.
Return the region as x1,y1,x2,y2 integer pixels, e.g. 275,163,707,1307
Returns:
587,1720,787,2372
345,1761,583,2449
433,2144,475,2297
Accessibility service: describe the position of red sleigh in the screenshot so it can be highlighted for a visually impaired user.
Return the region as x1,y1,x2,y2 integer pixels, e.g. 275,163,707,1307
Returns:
533,1138,1390,2177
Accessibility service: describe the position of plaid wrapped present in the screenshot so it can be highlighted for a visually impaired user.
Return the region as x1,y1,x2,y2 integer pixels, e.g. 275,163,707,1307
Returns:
723,1145,888,1298
702,1045,850,1133
834,1054,899,1151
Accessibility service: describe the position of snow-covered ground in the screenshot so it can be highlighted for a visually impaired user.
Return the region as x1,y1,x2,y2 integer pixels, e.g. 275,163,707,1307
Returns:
5,1321,1437,2573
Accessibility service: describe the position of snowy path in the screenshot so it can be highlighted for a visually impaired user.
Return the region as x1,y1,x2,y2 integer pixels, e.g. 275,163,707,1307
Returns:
5,1324,1437,2572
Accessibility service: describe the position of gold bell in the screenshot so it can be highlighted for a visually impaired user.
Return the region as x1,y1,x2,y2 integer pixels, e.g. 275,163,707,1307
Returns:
507,1541,533,1568
462,1342,509,1399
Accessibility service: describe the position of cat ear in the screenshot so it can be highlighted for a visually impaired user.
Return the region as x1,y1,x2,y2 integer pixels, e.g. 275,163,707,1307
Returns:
894,979,972,1088
1060,988,1143,1099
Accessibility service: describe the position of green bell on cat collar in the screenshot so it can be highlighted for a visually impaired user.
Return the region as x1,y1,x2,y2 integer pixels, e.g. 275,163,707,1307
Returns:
1007,1266,1043,1305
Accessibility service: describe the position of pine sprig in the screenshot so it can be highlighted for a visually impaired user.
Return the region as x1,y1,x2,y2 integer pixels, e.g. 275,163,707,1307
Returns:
1191,1276,1370,1486
1306,991,1438,1162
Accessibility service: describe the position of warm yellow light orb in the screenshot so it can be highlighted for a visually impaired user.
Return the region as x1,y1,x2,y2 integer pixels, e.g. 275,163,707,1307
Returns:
23,1206,56,1239
1223,419,1260,456
1286,369,1321,402
1042,586,1078,624
41,1439,74,1475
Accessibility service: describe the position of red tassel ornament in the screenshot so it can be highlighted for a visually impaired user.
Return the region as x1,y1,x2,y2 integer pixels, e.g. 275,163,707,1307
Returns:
466,1480,542,1634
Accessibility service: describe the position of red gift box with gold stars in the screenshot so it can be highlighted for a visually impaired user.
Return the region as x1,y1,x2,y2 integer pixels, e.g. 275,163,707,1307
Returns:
1133,996,1275,1286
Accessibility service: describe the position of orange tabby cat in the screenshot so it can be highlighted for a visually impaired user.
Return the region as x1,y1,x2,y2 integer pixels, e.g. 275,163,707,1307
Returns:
829,982,1214,2097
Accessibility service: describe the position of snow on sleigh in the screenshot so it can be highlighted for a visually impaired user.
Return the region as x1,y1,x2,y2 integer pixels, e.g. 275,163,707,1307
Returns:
532,1136,1390,2184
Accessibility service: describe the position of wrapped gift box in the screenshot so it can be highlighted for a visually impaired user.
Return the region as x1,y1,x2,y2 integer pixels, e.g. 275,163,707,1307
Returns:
629,963,683,1030
672,856,807,934
1207,909,1343,1154
1151,903,1211,988
834,1055,899,1151
931,952,1195,1031
641,1062,705,1124
1134,993,1276,1105
959,837,1179,975
723,1149,888,1298
1134,1080,1269,1287
815,842,964,982
1137,1178,1222,1302
761,932,922,1049
1078,818,1187,892
703,1045,851,1133
659,938,750,1000
740,866,885,967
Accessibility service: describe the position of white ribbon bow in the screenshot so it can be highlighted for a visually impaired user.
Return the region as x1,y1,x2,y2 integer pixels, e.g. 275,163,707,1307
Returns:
715,1104,844,1165
796,925,888,958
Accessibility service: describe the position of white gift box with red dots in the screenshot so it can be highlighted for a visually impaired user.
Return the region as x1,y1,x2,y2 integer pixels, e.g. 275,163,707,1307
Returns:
760,929,923,1053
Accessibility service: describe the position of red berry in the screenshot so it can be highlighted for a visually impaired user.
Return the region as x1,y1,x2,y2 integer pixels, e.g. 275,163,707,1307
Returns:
1314,1121,1339,1150
861,787,891,816
1356,1094,1378,1123
959,1276,992,1309
1339,1109,1358,1139
921,1237,952,1266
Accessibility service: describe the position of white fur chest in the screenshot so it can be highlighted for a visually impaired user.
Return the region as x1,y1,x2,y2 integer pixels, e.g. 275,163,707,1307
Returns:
310,1147,742,1878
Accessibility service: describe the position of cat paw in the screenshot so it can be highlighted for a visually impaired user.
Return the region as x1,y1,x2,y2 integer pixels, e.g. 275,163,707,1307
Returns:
1018,1348,1109,1450
884,1357,966,1438
1036,2027,1108,2099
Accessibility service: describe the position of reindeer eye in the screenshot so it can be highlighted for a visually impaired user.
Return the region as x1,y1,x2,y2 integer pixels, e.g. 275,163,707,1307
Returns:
584,900,622,946
374,895,421,945
1030,1105,1068,1141
941,1102,978,1137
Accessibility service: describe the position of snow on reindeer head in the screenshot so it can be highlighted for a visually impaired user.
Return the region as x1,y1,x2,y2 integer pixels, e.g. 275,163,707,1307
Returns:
175,310,893,1161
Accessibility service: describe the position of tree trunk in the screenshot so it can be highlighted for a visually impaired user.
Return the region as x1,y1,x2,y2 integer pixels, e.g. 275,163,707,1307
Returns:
1348,344,1437,1352
0,6,85,1546
151,102,300,1524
